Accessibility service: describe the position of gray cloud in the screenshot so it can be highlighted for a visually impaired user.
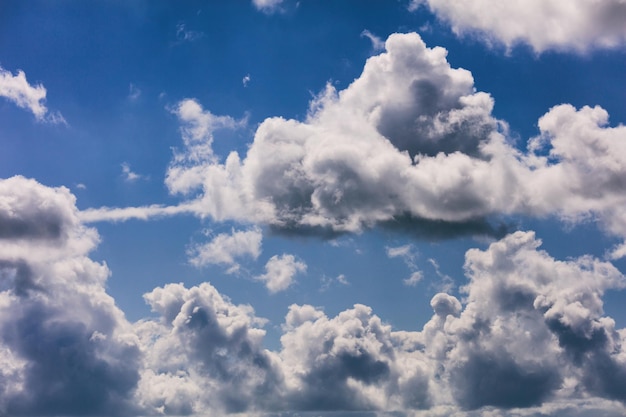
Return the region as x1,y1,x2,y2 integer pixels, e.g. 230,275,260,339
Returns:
0,178,141,416
86,33,626,254
2,180,626,417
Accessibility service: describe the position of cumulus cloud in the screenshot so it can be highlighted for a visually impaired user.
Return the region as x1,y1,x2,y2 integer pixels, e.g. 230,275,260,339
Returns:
84,32,626,254
2,180,626,417
0,66,65,123
0,176,141,416
187,227,262,273
409,0,626,52
134,282,284,415
256,254,307,293
161,33,511,236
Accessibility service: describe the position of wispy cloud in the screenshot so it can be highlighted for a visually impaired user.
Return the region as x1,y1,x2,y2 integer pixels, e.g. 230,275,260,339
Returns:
121,162,147,183
361,29,385,51
128,83,141,101
175,23,203,43
0,66,66,124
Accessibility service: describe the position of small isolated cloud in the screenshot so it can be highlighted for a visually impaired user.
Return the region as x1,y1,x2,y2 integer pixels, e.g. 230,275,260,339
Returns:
121,162,146,183
128,83,141,101
187,227,262,273
252,0,284,14
361,29,385,52
242,74,251,87
175,23,203,43
410,0,626,52
0,66,65,124
256,254,306,293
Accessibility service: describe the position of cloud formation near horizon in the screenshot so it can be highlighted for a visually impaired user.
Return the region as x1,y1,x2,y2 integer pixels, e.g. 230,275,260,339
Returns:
2,176,626,416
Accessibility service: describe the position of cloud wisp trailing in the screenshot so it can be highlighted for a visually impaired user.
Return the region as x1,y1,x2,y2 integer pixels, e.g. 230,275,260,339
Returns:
0,66,66,124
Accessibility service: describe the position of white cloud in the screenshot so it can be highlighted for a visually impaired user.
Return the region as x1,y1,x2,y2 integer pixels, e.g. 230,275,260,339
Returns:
361,29,385,51
256,254,306,293
187,227,262,273
404,271,423,286
0,66,65,123
387,244,424,286
252,0,284,14
410,0,626,52
84,32,626,257
242,73,251,87
121,162,146,182
2,179,626,416
162,33,508,235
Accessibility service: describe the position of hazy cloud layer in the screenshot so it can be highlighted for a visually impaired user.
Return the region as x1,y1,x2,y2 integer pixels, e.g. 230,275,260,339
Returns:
410,0,626,52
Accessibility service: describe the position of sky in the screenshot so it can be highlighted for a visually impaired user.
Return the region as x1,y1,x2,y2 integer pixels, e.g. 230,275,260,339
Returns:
1,1,626,416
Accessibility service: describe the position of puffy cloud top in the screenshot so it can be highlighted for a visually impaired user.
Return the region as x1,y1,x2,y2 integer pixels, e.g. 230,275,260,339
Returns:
411,0,626,52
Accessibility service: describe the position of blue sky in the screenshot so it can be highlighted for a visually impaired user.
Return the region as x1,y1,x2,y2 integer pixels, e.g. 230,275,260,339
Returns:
1,1,626,416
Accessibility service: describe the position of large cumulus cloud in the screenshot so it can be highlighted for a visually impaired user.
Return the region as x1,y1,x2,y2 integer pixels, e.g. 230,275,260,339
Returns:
410,0,626,53
0,176,141,416
163,33,520,236
156,32,626,250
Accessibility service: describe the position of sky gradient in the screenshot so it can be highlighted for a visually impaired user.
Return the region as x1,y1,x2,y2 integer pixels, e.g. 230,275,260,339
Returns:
1,1,626,416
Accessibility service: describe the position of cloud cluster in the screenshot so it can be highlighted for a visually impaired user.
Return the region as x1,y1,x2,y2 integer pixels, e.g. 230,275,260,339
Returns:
0,66,65,123
2,177,626,415
0,176,140,416
91,230,626,415
410,0,626,52
155,32,626,252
